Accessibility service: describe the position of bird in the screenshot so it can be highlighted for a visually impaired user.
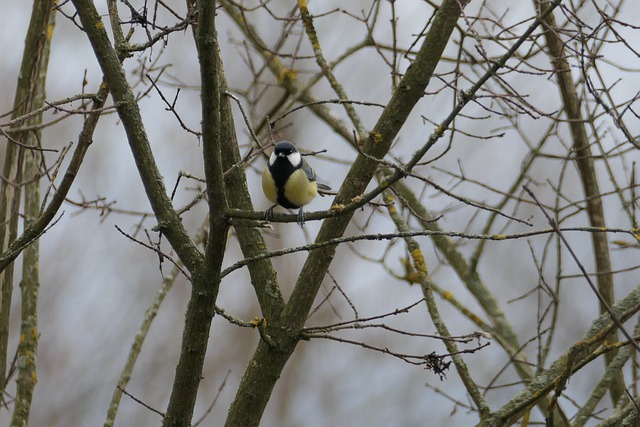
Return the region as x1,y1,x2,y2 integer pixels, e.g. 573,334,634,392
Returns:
261,140,330,226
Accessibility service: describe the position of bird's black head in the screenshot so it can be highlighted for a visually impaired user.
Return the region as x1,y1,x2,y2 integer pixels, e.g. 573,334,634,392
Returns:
273,141,297,157
269,141,302,169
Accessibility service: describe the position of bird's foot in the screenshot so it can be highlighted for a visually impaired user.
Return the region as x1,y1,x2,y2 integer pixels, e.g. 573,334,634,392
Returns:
297,208,306,227
264,205,276,222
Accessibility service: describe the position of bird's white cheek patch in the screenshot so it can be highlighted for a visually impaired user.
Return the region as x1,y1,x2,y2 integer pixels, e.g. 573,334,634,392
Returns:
288,151,302,167
269,152,277,166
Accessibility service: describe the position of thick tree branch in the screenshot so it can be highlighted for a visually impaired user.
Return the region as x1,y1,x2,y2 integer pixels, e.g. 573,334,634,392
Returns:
163,1,230,425
283,0,471,328
70,0,203,272
225,1,470,425
536,0,622,403
3,1,56,424
482,286,640,426
219,105,285,319
572,316,640,426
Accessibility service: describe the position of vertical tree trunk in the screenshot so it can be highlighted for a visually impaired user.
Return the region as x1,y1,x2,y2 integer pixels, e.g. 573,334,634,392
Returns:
536,0,623,403
0,2,56,413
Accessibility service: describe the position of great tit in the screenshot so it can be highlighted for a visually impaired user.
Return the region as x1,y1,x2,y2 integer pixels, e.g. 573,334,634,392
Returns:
262,140,329,225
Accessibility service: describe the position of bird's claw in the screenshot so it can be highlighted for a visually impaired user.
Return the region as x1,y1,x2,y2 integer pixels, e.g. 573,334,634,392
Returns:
264,205,276,222
297,208,306,227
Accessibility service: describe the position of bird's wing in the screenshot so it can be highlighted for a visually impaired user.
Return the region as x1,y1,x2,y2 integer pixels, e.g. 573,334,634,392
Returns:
301,159,317,182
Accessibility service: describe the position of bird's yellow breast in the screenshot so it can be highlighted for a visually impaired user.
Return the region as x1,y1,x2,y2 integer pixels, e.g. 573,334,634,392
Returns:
262,166,278,204
284,168,318,207
262,165,318,208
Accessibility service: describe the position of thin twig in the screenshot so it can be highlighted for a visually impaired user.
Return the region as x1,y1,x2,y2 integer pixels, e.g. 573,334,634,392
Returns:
524,186,640,354
117,386,165,418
